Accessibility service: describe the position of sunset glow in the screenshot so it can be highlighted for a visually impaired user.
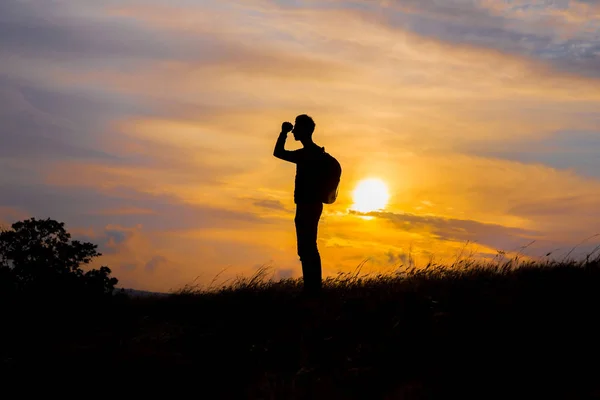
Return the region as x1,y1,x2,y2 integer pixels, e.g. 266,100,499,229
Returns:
352,179,390,213
1,0,600,292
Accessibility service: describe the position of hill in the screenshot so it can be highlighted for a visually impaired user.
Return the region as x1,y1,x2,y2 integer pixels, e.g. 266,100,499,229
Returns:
3,259,600,399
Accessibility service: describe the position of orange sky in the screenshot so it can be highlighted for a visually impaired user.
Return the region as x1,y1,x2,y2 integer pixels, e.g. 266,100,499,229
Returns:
1,0,600,292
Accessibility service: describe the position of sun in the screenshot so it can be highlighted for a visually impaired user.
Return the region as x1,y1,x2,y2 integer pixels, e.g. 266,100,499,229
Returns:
352,178,390,213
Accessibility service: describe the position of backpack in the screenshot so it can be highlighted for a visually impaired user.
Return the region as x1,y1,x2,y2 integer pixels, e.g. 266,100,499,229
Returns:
320,151,342,204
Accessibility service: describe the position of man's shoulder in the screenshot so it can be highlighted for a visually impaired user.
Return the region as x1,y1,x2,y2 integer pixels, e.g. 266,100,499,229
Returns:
306,144,325,155
297,146,324,161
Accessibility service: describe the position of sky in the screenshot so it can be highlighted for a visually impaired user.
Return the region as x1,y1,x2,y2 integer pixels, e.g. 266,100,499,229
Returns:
1,0,600,292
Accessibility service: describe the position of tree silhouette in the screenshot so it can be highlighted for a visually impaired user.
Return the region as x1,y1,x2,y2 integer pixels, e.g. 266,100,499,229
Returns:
0,218,118,296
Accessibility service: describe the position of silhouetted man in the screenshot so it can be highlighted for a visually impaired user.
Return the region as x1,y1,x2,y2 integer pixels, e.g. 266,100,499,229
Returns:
273,115,324,293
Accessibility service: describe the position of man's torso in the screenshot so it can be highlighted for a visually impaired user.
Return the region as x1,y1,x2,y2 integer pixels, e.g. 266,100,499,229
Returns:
294,146,324,204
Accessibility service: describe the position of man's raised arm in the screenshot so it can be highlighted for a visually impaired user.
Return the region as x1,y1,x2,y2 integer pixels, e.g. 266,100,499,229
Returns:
273,121,298,163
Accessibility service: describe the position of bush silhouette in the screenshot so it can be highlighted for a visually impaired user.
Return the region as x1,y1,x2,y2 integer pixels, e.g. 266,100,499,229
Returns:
0,218,118,297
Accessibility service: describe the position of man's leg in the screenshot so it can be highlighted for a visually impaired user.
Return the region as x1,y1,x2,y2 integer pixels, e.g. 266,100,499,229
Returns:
295,203,323,293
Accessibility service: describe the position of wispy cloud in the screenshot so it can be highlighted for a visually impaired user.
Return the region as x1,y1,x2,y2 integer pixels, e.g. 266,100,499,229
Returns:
350,209,538,251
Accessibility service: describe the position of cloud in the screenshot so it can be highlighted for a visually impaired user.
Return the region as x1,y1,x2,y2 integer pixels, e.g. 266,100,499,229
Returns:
351,210,538,252
0,0,190,62
145,255,167,273
361,0,600,79
0,83,118,161
273,268,295,279
120,263,137,272
386,250,410,266
466,130,600,179
103,228,130,250
86,226,135,255
0,182,268,232
252,199,289,212
0,206,28,228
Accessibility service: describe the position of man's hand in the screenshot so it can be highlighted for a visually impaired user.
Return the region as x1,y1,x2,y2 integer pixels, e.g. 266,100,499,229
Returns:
274,121,297,162
281,122,293,134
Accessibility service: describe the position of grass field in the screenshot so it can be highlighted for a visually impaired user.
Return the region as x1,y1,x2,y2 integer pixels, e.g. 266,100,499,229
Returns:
3,258,600,399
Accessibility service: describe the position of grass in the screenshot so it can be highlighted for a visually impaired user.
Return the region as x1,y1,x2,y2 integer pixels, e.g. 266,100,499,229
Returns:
4,257,600,398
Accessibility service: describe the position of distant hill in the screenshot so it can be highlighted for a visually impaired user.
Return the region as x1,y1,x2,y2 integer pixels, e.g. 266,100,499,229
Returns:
117,288,168,298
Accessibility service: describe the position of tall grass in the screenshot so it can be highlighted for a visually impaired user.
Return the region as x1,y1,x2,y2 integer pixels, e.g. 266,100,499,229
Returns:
176,250,600,296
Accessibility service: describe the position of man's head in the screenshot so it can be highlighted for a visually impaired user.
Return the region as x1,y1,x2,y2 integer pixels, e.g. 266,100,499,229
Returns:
292,114,315,142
